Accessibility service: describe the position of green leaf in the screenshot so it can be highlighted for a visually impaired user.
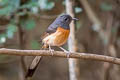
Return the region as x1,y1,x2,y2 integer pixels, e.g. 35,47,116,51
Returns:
39,0,55,10
6,24,17,38
17,11,26,16
46,2,54,10
9,0,20,8
31,7,39,13
75,7,82,13
0,0,9,6
100,2,113,11
0,0,20,16
22,19,36,30
20,1,38,9
0,34,6,44
0,6,13,15
31,40,40,49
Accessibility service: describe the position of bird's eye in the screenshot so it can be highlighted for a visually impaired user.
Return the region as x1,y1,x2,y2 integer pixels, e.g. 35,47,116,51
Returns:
65,18,68,21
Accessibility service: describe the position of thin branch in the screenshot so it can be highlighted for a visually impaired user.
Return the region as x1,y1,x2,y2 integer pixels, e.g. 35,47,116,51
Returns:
0,48,120,65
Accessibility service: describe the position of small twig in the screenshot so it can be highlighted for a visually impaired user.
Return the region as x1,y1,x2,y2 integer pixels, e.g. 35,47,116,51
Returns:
0,48,120,65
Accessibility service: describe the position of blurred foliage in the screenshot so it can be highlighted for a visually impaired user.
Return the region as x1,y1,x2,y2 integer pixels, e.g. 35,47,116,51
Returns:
20,1,38,9
0,0,56,16
31,40,40,49
0,0,20,16
0,34,6,44
75,7,82,13
100,2,113,11
21,18,36,30
6,24,17,38
39,0,55,10
0,0,56,44
0,24,17,43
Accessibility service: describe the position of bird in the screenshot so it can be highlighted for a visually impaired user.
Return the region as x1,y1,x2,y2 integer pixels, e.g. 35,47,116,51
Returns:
25,14,78,78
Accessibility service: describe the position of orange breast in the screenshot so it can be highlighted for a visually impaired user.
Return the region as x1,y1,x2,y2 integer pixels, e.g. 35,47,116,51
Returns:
54,27,70,46
42,27,70,47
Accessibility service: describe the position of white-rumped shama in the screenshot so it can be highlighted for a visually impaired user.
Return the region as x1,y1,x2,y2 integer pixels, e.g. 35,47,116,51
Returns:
25,14,78,78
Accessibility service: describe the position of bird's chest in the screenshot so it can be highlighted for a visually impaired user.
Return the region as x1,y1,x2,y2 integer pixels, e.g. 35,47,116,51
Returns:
42,27,70,46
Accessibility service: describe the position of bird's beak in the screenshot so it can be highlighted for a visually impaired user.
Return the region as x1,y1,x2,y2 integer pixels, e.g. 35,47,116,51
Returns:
72,18,79,20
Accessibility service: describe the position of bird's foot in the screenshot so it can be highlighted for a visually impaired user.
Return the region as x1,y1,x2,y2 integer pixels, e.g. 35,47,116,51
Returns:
59,47,71,58
64,50,71,58
49,49,54,56
48,45,54,56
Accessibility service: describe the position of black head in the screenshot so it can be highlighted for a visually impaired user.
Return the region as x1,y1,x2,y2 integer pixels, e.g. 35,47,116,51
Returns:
54,14,78,29
57,14,73,25
47,14,78,33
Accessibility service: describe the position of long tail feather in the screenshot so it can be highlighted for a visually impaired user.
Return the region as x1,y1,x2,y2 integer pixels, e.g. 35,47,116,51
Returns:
25,44,48,79
25,56,42,78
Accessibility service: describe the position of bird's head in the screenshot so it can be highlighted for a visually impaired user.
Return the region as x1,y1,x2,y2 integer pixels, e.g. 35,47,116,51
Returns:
55,14,78,29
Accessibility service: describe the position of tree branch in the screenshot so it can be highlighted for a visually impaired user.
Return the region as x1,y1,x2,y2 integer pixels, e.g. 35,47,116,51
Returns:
0,48,120,65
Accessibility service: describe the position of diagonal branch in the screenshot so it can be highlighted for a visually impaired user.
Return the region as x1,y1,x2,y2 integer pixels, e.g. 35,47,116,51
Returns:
0,48,120,65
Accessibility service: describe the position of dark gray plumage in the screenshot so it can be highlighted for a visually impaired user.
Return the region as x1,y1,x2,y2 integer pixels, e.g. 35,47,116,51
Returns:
46,14,73,33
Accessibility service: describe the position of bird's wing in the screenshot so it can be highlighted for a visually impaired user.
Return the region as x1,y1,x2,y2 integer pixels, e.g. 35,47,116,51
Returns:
46,20,60,33
41,32,50,40
40,22,60,42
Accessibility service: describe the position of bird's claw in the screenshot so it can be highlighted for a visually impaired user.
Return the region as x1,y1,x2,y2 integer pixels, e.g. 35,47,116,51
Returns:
59,47,71,58
49,49,54,56
64,50,71,58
